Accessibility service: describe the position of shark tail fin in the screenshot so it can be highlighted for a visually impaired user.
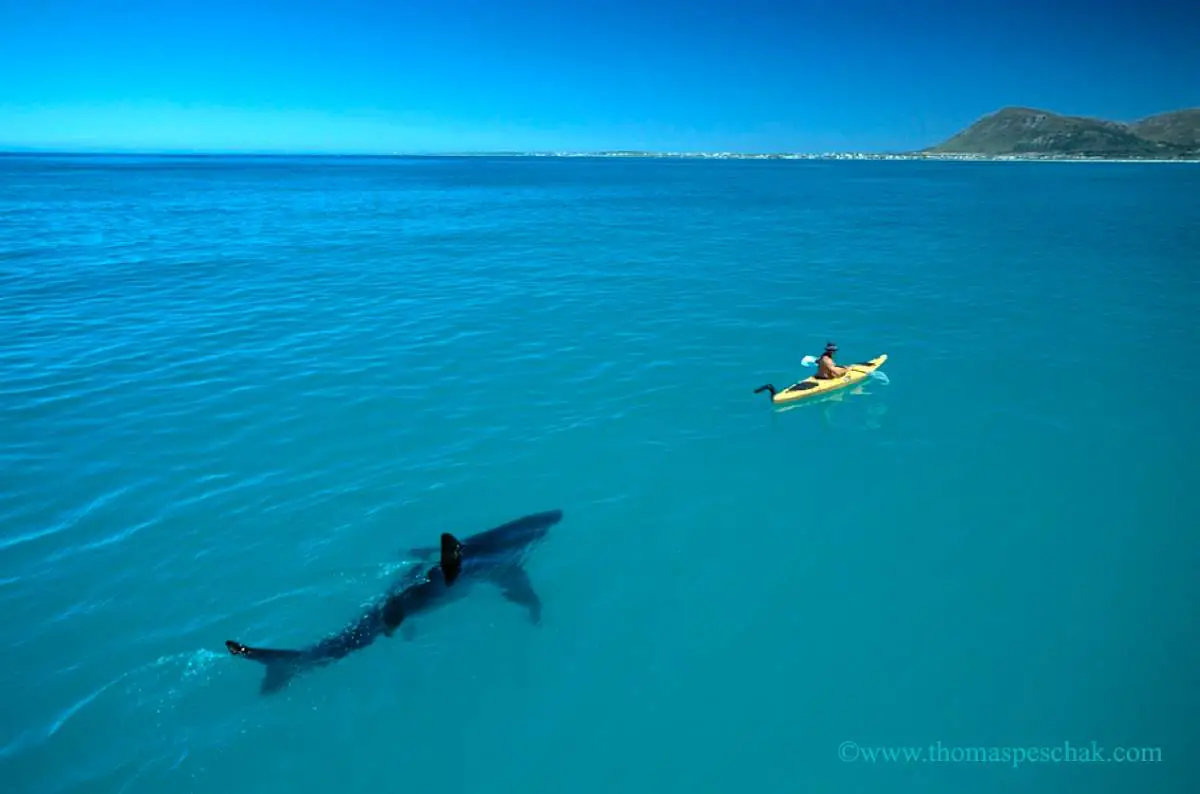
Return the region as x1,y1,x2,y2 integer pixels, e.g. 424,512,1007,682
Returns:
225,640,305,694
754,384,777,398
440,533,464,586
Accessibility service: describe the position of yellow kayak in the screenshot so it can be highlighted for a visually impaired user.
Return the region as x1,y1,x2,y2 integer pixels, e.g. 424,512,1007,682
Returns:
754,354,888,405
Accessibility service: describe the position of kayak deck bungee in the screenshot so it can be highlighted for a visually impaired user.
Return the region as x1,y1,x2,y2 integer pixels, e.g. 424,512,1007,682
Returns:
754,354,887,405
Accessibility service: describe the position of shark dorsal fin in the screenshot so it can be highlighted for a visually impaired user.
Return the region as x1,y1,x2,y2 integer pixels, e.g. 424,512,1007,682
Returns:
441,533,464,585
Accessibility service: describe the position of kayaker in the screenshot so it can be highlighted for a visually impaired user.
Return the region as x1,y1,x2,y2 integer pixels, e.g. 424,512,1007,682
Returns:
815,342,847,379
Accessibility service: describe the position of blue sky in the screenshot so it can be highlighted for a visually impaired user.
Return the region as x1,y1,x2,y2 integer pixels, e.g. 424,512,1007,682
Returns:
0,0,1196,153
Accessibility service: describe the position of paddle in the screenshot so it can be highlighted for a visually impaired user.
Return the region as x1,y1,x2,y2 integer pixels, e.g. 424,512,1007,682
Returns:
801,355,890,384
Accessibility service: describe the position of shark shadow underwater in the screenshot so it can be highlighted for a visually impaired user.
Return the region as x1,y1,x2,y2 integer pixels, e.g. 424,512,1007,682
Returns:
224,509,563,694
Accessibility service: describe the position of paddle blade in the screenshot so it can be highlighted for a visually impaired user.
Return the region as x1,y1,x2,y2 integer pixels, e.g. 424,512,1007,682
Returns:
869,370,890,385
800,355,817,367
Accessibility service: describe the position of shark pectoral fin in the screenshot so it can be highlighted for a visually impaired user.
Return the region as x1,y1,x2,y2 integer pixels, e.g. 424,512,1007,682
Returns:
404,545,437,560
490,565,542,626
440,533,464,586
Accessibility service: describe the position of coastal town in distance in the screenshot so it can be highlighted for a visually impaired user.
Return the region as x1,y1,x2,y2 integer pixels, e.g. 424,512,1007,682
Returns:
520,150,1198,162
517,106,1200,163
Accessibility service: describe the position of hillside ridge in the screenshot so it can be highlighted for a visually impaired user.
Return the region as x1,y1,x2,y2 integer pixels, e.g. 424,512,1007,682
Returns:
926,106,1200,158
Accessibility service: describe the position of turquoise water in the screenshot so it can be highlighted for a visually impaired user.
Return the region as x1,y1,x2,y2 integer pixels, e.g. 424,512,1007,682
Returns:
2,155,1197,793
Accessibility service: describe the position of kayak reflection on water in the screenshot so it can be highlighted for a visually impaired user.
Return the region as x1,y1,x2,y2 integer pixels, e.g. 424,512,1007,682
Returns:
774,382,888,431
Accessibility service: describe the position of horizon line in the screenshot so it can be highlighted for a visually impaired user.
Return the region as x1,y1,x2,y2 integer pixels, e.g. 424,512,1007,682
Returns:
0,146,918,158
3,148,1196,162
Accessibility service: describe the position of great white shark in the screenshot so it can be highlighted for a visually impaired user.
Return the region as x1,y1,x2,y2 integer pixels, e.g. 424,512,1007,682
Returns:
224,509,563,694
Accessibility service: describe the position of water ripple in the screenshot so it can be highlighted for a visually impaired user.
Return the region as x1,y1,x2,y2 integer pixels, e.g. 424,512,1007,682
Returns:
0,482,141,554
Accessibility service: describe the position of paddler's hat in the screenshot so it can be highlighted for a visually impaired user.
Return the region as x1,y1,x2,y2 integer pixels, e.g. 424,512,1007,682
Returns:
823,341,838,354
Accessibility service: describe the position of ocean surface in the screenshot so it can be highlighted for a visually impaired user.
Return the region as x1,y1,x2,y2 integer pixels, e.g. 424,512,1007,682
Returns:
2,154,1197,794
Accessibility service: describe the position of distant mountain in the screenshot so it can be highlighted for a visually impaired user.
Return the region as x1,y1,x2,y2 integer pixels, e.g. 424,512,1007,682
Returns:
925,107,1200,158
1129,109,1200,148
